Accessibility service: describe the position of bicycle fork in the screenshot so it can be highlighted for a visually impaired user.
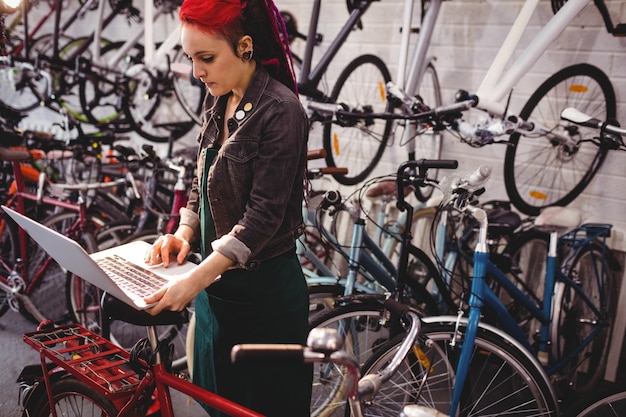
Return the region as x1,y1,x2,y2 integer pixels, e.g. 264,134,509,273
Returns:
449,207,488,416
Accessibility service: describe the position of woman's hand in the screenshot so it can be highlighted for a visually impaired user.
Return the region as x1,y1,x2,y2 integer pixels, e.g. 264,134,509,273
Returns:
144,271,204,314
145,233,191,267
143,250,234,315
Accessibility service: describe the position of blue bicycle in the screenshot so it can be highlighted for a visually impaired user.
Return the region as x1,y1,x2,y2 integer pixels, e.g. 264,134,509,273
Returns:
355,159,618,416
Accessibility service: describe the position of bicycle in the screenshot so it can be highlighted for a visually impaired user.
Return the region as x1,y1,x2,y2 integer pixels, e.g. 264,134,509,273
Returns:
4,0,202,142
0,123,134,325
309,159,559,416
287,0,443,187
66,142,199,374
363,161,621,416
17,291,426,417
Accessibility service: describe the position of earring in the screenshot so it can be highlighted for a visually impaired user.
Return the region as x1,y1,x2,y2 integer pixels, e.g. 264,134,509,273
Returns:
242,50,253,61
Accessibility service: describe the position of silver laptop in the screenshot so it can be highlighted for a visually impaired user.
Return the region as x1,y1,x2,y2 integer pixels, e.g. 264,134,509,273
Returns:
2,205,197,310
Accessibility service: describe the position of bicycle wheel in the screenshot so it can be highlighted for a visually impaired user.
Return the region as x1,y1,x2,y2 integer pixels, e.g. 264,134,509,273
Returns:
409,61,443,202
77,39,144,128
359,317,559,416
21,211,99,324
552,242,617,394
576,391,626,417
172,45,204,126
0,216,18,317
504,63,616,216
323,54,393,185
0,61,51,112
498,228,550,339
24,376,118,417
67,221,138,331
122,60,196,143
308,298,388,417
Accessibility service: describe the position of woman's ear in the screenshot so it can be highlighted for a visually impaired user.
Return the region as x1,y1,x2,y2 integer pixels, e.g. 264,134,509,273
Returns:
238,35,254,58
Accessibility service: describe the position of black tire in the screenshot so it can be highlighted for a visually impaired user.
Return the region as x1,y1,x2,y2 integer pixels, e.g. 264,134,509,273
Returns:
25,376,118,417
122,59,196,143
308,298,388,417
552,241,617,395
403,244,456,315
571,390,626,417
504,63,616,216
0,215,18,318
77,39,144,129
359,318,559,416
497,228,550,339
172,45,205,126
323,54,393,185
23,211,99,324
409,61,443,202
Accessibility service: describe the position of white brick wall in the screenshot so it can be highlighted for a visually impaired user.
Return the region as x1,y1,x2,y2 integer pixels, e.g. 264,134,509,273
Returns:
278,0,626,251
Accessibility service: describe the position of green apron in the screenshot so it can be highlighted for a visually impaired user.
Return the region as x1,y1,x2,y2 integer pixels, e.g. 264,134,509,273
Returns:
193,147,312,416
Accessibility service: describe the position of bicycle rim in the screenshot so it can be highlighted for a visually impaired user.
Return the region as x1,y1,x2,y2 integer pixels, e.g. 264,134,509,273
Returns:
308,300,388,417
323,54,393,185
504,63,615,216
26,377,118,417
172,45,204,126
123,65,196,143
552,243,616,394
409,61,443,202
576,391,626,417
359,318,559,416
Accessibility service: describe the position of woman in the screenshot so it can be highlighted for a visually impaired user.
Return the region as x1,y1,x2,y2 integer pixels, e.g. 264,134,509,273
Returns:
144,0,312,415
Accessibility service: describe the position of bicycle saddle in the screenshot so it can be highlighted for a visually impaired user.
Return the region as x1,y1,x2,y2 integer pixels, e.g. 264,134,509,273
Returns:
486,206,522,237
101,292,189,327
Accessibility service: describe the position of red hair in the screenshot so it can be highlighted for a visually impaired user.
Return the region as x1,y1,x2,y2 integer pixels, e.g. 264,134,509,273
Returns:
179,0,244,36
179,0,298,93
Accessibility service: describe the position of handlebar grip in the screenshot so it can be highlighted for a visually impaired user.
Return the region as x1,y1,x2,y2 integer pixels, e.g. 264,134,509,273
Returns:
383,298,414,317
395,159,459,210
307,148,327,160
318,167,348,175
420,98,478,118
231,344,305,364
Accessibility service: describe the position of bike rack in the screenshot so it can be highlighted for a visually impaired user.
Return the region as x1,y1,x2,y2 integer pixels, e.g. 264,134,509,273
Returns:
23,324,145,398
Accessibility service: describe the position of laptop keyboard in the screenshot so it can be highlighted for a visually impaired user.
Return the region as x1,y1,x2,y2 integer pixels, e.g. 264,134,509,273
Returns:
96,255,169,298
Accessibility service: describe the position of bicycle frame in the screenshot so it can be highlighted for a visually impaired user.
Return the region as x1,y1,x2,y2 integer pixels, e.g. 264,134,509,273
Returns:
449,205,611,415
475,0,596,116
22,323,264,417
0,153,86,322
297,0,376,100
87,0,179,72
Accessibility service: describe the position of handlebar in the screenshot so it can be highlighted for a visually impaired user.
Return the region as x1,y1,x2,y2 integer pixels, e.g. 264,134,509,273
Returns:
561,107,626,136
231,297,423,417
561,107,626,151
395,159,459,211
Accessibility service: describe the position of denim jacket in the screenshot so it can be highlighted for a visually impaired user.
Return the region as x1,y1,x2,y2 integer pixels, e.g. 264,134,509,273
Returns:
179,66,308,270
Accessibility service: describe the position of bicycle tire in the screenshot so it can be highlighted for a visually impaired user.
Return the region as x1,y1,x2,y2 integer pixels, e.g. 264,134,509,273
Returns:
23,211,99,324
172,44,204,126
77,39,144,129
497,228,550,339
359,317,559,416
308,298,388,417
552,241,617,395
24,376,118,417
323,54,393,185
0,61,51,112
575,390,626,417
67,221,138,330
504,63,616,216
122,56,197,143
410,61,443,202
0,215,18,318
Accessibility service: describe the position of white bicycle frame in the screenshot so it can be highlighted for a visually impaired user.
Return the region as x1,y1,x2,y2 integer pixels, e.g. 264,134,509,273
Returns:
475,0,592,117
89,0,182,74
